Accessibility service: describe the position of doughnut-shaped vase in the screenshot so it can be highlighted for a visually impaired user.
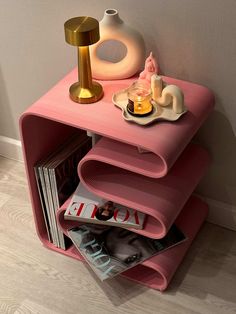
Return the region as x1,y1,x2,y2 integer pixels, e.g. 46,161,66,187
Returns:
90,9,145,80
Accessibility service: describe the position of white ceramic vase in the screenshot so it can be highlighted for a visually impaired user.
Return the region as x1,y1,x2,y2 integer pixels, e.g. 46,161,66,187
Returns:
90,9,145,80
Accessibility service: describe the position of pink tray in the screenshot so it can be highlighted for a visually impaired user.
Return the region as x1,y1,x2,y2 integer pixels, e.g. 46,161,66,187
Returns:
56,195,208,291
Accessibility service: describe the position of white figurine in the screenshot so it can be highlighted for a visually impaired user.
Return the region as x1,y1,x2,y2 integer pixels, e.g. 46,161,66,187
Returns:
156,85,184,114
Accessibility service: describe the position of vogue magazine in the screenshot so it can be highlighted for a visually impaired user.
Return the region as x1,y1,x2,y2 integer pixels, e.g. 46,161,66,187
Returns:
68,223,187,281
65,183,146,229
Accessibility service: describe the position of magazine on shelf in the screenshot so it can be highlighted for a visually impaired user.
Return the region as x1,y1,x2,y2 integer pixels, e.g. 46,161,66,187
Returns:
68,223,187,281
48,135,92,249
34,167,52,243
34,131,92,249
64,183,146,229
36,153,61,247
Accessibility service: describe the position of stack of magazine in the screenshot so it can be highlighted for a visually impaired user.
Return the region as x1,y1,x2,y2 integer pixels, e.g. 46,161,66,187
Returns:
34,132,92,250
65,182,187,281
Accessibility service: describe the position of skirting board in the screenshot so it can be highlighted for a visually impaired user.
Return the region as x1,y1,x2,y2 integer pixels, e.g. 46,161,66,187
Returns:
196,195,236,232
0,135,23,162
0,135,235,232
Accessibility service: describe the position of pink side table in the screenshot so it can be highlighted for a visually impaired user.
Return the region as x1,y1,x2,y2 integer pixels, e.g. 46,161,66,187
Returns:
19,68,214,291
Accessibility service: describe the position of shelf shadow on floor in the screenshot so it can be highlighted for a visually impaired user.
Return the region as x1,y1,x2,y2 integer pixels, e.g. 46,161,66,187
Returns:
85,265,149,306
166,222,236,304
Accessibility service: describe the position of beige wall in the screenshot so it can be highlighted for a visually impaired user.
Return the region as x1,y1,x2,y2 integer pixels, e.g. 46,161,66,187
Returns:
0,0,236,207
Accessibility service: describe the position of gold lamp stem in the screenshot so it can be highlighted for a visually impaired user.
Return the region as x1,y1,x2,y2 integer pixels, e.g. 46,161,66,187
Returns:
78,46,92,89
64,16,103,103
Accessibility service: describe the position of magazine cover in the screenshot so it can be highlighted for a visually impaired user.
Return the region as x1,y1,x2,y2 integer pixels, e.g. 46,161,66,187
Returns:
64,183,146,229
68,223,187,281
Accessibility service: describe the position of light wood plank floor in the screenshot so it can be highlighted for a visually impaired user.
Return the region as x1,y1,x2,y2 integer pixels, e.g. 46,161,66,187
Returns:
0,156,235,314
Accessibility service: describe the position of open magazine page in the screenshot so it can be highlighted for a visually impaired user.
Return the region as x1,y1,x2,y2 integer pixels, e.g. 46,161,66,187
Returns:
68,223,187,281
65,183,146,229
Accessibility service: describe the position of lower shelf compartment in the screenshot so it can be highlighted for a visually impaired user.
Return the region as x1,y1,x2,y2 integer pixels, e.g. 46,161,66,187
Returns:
55,195,208,291
79,138,210,238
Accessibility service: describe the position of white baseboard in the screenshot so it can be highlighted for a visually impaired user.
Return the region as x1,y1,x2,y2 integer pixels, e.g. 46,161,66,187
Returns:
198,195,236,231
0,136,23,162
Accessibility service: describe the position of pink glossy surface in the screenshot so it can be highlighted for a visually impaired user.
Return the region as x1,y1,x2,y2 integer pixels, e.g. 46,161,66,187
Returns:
123,195,208,291
57,195,208,291
79,140,210,238
21,68,214,177
19,69,214,291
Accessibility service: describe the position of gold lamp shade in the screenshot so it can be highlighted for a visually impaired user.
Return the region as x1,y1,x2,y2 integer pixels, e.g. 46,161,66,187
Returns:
64,16,103,104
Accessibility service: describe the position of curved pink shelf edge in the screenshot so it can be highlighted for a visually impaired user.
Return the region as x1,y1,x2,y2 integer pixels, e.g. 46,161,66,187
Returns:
78,139,210,238
19,69,214,178
19,114,84,245
56,195,208,291
123,196,208,291
19,108,212,244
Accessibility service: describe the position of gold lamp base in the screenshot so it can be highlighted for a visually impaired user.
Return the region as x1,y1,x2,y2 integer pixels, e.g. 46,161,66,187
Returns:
69,81,103,104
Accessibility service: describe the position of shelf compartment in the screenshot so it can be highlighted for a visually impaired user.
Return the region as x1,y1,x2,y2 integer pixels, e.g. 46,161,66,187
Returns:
19,115,84,246
56,195,208,291
78,139,210,238
122,196,208,291
79,136,166,178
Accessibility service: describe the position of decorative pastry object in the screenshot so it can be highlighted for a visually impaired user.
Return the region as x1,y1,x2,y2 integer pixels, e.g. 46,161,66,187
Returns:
139,52,159,83
90,9,145,80
64,17,103,103
127,81,153,117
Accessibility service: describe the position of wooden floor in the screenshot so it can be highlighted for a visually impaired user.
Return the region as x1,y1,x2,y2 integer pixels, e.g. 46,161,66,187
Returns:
0,156,236,314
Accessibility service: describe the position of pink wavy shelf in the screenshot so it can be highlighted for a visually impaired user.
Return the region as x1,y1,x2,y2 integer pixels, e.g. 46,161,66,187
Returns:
20,68,214,178
56,196,208,291
19,70,214,292
123,196,208,291
78,139,210,238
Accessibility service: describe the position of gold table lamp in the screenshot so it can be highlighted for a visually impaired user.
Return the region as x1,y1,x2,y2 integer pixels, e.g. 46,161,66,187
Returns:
64,17,103,103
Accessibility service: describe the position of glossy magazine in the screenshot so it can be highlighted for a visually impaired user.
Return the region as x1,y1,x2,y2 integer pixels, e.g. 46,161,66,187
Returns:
68,223,186,281
64,183,146,229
